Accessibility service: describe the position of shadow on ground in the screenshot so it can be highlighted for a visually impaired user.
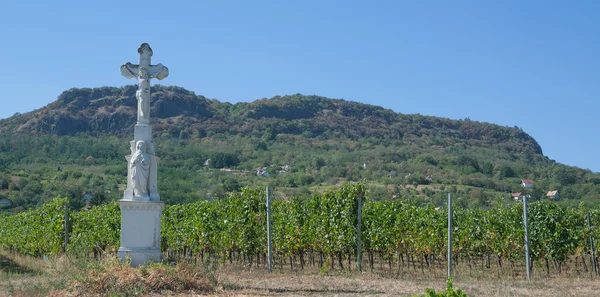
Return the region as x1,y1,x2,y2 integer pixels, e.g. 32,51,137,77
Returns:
224,282,384,295
0,255,36,276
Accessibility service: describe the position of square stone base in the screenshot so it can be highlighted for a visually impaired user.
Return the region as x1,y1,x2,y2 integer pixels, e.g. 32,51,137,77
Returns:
118,200,164,266
118,247,162,266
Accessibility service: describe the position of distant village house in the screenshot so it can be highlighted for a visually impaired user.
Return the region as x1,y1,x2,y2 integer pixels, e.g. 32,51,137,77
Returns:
256,167,270,177
546,190,559,200
521,179,534,188
511,192,526,200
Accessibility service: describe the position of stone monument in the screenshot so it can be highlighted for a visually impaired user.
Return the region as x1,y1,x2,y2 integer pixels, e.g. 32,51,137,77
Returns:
117,43,168,266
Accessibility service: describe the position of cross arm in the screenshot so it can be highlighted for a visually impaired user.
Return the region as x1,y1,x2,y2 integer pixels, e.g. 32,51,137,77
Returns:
148,64,169,80
120,62,139,79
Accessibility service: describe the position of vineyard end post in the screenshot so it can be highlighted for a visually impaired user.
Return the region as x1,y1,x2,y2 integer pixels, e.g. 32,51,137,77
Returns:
357,193,363,272
523,195,531,280
266,187,273,273
448,192,452,278
64,203,69,253
588,213,597,275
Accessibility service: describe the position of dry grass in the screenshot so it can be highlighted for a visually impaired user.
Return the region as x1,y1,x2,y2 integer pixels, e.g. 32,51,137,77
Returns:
69,258,214,296
2,250,600,296
216,267,600,297
0,251,216,297
0,250,72,297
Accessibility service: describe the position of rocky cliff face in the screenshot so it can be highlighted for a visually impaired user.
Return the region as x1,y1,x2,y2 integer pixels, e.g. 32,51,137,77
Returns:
0,86,220,136
0,85,543,155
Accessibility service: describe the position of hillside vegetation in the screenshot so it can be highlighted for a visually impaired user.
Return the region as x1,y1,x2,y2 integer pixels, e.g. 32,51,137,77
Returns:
0,85,598,212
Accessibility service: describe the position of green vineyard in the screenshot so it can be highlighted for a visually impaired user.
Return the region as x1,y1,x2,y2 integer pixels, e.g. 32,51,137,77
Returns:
1,183,599,276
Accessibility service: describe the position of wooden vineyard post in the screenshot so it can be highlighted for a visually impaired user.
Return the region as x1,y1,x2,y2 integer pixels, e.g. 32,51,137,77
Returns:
266,187,273,273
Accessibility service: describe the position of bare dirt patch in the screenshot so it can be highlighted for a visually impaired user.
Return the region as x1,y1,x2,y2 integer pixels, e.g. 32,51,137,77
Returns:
2,252,600,297
211,267,600,297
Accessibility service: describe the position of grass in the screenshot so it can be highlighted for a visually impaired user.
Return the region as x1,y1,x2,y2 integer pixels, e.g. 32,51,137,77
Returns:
216,268,600,297
0,250,216,296
66,257,215,296
2,249,600,296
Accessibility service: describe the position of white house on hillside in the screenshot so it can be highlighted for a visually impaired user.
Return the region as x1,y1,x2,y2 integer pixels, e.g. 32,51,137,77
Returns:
546,190,559,200
511,192,526,200
521,179,534,188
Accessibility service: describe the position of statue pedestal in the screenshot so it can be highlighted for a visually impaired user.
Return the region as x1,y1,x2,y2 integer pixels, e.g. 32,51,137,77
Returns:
117,200,164,266
119,43,169,267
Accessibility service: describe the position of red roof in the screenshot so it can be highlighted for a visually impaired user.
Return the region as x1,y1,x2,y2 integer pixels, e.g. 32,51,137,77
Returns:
521,179,534,184
546,190,559,196
511,192,522,197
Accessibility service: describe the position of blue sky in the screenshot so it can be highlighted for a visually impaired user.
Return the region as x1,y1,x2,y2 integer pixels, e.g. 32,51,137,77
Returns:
0,1,598,171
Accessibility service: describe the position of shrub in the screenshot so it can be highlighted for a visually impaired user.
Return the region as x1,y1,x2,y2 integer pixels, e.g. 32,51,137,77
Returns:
414,278,468,297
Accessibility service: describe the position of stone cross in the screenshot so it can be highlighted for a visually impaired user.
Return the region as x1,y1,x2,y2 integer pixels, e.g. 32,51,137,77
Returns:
120,43,169,125
120,43,166,202
118,43,167,266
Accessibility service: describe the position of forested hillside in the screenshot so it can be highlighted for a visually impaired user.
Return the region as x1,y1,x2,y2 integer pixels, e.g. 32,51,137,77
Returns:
0,85,598,212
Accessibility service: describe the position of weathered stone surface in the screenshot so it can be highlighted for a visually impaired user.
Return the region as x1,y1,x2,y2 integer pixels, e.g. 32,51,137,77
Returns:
117,200,164,266
118,43,168,266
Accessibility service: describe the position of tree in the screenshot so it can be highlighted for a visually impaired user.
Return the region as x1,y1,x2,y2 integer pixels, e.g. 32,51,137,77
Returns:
254,140,268,151
0,174,9,189
554,167,578,186
314,157,326,170
210,152,240,169
223,178,240,192
495,165,515,178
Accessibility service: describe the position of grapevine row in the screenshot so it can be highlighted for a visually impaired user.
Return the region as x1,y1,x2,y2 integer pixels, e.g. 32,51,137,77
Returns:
1,184,599,275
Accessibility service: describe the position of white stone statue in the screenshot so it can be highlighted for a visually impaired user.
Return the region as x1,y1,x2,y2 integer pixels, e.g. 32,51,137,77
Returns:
120,43,167,202
130,140,150,197
135,68,150,123
120,43,169,125
118,43,167,266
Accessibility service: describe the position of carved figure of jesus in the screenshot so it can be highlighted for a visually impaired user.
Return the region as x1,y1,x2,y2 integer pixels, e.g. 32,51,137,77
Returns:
136,68,151,123
130,140,150,196
120,43,168,125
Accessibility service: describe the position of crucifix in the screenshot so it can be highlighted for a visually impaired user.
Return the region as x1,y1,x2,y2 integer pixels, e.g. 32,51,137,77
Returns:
120,43,169,125
118,43,168,266
120,43,166,202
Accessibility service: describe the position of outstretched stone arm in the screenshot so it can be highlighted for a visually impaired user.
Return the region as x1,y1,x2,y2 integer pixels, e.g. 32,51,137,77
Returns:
148,64,169,80
120,63,140,79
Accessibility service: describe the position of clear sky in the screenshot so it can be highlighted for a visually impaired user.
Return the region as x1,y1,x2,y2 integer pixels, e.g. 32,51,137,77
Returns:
0,1,598,171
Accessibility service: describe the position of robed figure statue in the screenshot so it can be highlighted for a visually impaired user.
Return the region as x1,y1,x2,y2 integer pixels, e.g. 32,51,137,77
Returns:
130,140,150,197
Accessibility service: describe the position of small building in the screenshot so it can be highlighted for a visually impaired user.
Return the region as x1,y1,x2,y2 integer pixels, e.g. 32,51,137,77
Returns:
279,165,291,174
0,198,12,206
546,190,559,200
256,167,270,177
521,179,534,188
83,192,93,202
511,192,526,200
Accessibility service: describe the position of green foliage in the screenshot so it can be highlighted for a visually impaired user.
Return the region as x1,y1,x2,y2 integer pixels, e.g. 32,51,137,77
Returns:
1,183,599,278
69,201,120,256
1,86,600,212
414,278,468,297
210,152,240,169
0,197,68,256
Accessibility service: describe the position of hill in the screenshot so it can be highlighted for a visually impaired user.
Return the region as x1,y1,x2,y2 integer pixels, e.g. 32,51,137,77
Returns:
0,85,597,212
0,85,542,155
